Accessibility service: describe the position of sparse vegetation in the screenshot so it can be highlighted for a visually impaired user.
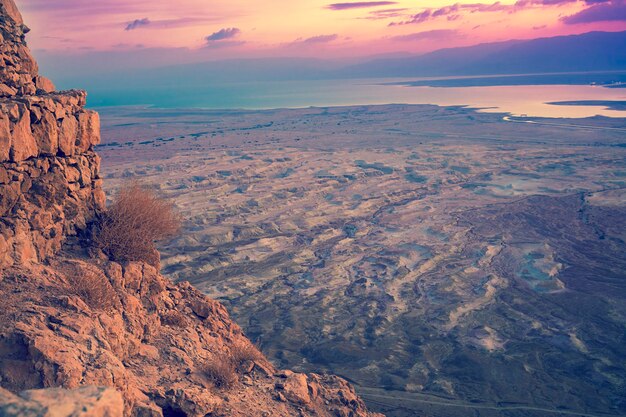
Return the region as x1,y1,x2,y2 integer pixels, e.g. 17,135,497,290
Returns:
200,344,263,389
93,182,181,264
230,342,263,372
63,265,118,311
202,355,238,389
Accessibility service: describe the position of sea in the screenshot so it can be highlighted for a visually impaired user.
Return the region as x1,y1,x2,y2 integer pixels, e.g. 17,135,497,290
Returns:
86,77,626,119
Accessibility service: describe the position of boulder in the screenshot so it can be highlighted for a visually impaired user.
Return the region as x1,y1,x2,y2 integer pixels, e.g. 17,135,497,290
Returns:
35,76,55,93
279,373,311,405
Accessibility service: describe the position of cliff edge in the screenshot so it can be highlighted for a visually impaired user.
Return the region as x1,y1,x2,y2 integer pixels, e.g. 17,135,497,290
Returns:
0,1,383,416
0,0,103,269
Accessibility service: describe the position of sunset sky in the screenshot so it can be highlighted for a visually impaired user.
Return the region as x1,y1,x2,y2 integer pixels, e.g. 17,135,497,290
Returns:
18,0,626,61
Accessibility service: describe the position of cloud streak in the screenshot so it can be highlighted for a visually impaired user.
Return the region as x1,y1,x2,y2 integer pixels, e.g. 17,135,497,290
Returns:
387,0,615,26
125,18,150,31
389,2,513,26
327,1,397,10
300,34,339,43
363,8,408,19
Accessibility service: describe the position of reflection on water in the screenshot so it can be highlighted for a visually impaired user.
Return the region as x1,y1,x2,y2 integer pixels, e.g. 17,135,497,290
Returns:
88,77,626,118
396,84,626,118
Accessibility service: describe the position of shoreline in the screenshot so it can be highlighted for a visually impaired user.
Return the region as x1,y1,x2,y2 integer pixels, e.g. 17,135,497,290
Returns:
93,101,626,123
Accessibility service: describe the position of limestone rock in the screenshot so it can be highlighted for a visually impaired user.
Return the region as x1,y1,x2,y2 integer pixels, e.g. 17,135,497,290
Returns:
32,111,59,155
0,0,23,26
35,76,55,93
0,0,103,269
279,373,311,405
9,105,37,162
58,116,78,156
77,110,101,152
0,386,124,417
0,113,11,161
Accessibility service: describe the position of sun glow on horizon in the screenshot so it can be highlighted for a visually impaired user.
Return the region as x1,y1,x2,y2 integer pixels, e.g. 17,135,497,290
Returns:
18,0,626,61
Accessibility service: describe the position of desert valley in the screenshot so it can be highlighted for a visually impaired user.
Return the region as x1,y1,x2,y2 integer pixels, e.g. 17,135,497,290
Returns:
97,104,626,416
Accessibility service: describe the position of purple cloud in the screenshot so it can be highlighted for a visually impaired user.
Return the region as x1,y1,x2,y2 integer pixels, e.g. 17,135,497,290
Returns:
301,34,339,43
327,1,397,10
364,8,408,19
391,29,459,41
562,0,626,23
206,27,241,41
391,9,432,25
389,1,548,25
125,18,150,31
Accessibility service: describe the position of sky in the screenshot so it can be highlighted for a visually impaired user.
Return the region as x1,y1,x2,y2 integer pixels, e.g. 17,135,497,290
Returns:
17,0,626,63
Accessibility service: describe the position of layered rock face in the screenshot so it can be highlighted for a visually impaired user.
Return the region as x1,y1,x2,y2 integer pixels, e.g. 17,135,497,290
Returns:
0,0,105,269
0,2,382,416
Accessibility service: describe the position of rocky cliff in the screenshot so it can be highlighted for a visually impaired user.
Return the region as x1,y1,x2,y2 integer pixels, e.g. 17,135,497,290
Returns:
0,0,104,269
0,1,383,416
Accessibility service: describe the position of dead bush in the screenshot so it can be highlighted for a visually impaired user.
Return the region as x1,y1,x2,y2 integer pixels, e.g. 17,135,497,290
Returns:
94,182,181,265
202,355,238,389
161,310,189,328
63,265,118,311
230,342,263,373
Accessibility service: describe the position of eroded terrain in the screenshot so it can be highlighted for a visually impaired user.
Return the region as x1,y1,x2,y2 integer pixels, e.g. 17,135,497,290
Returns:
97,104,626,417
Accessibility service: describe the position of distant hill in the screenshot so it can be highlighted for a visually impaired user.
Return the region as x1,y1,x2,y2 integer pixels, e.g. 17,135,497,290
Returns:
339,31,626,77
38,30,626,106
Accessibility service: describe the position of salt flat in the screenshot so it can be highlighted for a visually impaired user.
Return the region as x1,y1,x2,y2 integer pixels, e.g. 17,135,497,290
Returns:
98,104,626,417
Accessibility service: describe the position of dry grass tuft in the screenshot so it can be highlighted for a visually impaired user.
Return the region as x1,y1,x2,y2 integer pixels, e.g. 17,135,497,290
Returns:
63,265,118,311
94,182,181,264
202,355,238,389
230,342,264,372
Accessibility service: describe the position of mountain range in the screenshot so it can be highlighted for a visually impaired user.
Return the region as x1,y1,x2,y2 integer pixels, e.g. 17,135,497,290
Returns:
40,30,626,92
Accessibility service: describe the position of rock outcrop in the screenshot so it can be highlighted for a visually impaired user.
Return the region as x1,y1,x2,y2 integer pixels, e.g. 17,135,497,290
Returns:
0,386,124,417
0,0,104,269
0,259,380,417
0,1,383,416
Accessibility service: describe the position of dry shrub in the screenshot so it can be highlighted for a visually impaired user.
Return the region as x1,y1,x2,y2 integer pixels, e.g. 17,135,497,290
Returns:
230,342,263,372
202,355,238,389
63,265,118,311
161,310,189,328
94,182,181,264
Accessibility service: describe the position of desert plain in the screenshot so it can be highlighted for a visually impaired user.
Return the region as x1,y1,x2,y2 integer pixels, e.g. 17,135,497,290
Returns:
97,103,626,417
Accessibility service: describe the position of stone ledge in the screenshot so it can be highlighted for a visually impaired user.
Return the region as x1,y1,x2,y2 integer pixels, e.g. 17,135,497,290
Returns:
0,90,100,163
